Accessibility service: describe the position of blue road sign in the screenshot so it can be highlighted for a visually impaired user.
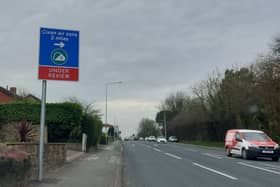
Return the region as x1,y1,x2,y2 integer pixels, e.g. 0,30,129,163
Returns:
39,27,79,81
39,27,79,67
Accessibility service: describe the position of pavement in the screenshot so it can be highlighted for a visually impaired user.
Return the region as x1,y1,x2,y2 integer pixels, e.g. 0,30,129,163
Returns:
123,141,280,187
33,141,123,187
66,150,85,162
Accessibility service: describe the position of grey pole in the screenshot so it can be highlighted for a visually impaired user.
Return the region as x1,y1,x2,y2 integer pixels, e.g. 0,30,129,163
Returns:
164,110,167,139
105,84,108,124
104,81,122,125
39,80,47,181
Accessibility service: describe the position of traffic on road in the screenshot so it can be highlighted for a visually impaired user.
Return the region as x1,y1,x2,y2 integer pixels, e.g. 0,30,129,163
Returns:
123,140,280,187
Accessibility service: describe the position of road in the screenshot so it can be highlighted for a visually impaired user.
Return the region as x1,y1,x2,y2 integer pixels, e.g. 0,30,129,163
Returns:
123,141,280,187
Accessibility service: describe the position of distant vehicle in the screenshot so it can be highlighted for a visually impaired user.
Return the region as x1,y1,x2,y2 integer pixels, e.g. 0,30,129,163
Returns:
168,136,178,142
124,137,129,141
149,136,157,142
157,136,167,143
145,137,149,141
139,137,144,141
225,129,280,161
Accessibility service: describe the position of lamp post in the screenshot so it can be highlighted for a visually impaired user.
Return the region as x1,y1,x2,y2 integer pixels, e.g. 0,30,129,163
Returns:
164,110,167,139
105,81,122,124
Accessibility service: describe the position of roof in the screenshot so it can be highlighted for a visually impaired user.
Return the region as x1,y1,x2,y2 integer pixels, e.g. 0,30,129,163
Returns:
228,129,264,133
103,124,114,128
24,94,41,102
0,87,39,102
0,86,18,98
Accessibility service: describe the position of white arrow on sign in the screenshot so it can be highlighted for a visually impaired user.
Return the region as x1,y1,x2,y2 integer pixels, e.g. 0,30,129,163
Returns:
54,41,65,48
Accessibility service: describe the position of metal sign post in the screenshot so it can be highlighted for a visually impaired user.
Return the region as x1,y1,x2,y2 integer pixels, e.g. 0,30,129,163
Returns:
38,80,47,181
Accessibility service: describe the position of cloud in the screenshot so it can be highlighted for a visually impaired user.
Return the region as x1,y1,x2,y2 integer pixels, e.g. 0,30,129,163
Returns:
1,0,280,136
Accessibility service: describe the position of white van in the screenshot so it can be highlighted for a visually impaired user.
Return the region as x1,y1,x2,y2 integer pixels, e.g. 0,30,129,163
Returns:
225,129,280,161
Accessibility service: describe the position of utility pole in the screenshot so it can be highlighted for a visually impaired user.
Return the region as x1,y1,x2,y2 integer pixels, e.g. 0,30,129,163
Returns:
164,110,167,139
105,81,122,124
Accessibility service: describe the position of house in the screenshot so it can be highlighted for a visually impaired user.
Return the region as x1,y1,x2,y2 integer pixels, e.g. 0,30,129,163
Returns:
0,86,40,103
0,86,19,103
23,94,41,103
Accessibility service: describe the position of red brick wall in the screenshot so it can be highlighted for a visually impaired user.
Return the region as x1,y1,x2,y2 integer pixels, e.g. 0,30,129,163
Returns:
0,92,13,103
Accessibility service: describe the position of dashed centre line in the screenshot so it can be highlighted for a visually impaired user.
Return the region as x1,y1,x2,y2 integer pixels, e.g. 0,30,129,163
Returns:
238,162,280,175
259,163,280,169
193,163,238,180
202,153,223,159
164,153,182,160
185,149,198,152
153,148,162,152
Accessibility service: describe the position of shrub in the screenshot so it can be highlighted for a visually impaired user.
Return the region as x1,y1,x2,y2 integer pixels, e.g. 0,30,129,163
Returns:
14,121,35,142
0,102,83,142
99,133,107,145
47,102,83,142
0,144,31,187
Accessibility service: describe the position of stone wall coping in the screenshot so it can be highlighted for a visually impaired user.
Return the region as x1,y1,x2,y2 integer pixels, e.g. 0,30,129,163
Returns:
5,142,66,145
64,143,82,145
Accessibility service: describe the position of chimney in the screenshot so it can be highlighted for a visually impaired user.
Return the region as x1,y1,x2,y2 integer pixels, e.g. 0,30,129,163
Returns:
10,87,17,95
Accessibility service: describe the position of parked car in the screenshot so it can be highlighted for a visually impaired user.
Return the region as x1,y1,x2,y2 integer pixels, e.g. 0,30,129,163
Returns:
157,136,167,143
145,137,149,141
168,136,178,142
225,129,280,161
149,136,157,142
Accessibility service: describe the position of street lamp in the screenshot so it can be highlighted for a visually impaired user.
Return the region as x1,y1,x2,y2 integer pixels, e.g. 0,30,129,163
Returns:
164,110,167,139
105,81,122,124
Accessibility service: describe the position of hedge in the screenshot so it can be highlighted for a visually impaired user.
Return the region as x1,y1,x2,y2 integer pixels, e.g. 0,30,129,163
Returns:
0,102,83,142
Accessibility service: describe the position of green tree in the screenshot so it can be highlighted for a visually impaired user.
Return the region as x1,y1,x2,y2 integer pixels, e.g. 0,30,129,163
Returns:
137,118,159,138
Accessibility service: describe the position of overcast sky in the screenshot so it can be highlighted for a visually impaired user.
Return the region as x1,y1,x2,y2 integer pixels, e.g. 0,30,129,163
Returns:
1,0,280,136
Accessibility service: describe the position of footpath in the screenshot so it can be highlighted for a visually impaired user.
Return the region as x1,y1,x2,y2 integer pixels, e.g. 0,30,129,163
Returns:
33,141,123,187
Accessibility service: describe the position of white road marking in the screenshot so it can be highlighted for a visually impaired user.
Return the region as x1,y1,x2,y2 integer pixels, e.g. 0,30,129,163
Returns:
202,153,223,159
193,163,238,180
153,148,162,152
185,149,198,152
143,144,152,149
238,162,280,175
164,153,182,160
259,163,280,169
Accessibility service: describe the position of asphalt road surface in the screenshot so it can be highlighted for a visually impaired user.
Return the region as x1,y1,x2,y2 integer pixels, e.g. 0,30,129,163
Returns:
123,141,280,187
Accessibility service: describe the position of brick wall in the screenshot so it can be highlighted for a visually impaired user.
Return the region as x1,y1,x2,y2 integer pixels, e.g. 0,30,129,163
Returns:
6,143,66,180
0,92,13,103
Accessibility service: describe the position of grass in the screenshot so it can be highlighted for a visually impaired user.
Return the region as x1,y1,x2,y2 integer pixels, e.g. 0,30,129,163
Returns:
179,140,224,148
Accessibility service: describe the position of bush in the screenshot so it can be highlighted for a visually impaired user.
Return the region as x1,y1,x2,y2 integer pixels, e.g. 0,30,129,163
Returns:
0,103,40,125
0,144,31,187
47,102,83,142
14,121,35,142
0,102,83,142
99,133,107,145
